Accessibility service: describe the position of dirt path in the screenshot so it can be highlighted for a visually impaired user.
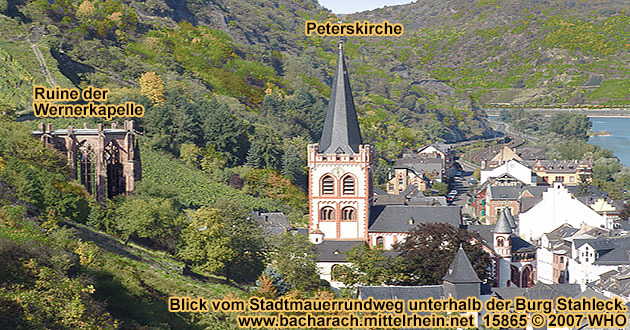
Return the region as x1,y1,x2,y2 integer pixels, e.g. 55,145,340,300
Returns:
30,42,59,88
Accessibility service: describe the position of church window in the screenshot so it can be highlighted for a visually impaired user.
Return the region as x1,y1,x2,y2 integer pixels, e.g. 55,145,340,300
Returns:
322,175,334,194
78,146,96,195
342,207,356,221
320,207,335,221
376,236,384,247
343,176,355,195
497,237,504,247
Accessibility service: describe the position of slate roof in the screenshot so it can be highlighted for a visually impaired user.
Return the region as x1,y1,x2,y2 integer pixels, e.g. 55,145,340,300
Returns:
487,185,547,200
373,186,447,206
318,41,362,155
359,285,444,301
520,195,543,212
250,211,290,236
525,159,592,173
466,224,536,253
442,246,481,284
395,158,444,175
544,223,580,241
511,236,537,253
591,268,630,298
492,283,581,301
493,209,512,234
504,208,517,229
315,240,365,262
368,205,461,233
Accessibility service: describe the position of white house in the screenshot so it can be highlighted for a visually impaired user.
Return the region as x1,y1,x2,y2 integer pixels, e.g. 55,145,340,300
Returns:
519,182,608,241
480,159,533,185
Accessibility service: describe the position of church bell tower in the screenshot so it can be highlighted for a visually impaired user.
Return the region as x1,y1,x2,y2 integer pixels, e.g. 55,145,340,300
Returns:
308,41,374,244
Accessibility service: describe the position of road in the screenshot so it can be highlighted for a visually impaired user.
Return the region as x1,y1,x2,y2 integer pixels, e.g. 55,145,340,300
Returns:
448,164,476,217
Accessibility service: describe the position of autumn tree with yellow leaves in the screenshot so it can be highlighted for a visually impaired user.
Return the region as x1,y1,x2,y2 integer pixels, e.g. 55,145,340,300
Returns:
139,71,166,106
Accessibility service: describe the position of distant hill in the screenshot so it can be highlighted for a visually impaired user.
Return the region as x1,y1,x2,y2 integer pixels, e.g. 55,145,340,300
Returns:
346,0,630,106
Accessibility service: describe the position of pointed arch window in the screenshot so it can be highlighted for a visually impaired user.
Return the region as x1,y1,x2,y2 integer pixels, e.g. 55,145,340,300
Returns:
342,175,355,195
322,175,334,195
78,145,96,195
320,207,335,221
341,207,356,221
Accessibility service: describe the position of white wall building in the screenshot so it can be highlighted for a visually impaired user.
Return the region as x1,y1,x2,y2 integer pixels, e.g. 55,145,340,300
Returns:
480,159,533,185
519,182,608,241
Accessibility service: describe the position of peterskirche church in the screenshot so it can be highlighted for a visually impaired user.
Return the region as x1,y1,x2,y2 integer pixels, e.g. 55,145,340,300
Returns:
308,42,536,289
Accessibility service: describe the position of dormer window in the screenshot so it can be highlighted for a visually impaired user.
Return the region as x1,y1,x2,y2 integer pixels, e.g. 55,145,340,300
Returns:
408,218,414,225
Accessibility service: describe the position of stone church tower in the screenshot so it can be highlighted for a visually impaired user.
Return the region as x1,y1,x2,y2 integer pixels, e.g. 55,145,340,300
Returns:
308,42,374,244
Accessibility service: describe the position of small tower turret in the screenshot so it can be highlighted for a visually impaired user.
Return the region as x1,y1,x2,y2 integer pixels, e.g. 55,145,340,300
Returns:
493,208,512,258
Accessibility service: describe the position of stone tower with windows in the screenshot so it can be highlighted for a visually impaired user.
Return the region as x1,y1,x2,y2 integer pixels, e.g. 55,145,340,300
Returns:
308,42,374,244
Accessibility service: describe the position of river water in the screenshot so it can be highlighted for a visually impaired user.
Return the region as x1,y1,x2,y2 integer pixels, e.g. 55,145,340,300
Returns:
589,117,630,166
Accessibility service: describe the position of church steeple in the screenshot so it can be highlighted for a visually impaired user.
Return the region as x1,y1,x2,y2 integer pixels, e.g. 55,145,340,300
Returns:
318,41,363,155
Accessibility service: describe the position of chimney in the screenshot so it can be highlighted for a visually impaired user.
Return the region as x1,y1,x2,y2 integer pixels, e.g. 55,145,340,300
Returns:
83,122,89,129
97,123,103,132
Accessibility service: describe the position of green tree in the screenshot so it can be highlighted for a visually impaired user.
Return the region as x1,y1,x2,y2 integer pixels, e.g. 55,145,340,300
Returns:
200,99,250,166
246,125,283,170
177,206,234,274
548,113,591,140
270,232,320,291
332,244,400,286
394,223,491,285
432,182,449,195
178,203,267,282
179,143,203,167
116,197,184,251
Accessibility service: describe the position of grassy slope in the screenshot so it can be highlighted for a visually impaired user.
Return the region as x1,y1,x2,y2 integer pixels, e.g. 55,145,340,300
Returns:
0,208,243,329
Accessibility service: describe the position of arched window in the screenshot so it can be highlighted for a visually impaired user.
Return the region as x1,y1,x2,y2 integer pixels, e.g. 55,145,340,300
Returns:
322,175,334,195
376,236,384,247
78,145,96,195
497,237,504,247
320,207,335,221
331,264,341,281
342,175,355,195
342,207,356,221
521,266,533,288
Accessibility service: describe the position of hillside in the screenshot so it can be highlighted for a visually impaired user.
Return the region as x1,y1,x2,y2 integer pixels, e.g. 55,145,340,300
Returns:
0,0,493,154
346,0,630,106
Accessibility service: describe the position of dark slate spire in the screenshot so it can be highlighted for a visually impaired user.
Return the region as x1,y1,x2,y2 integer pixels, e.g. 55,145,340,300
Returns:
504,208,517,229
493,209,512,234
318,41,363,154
442,245,482,284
